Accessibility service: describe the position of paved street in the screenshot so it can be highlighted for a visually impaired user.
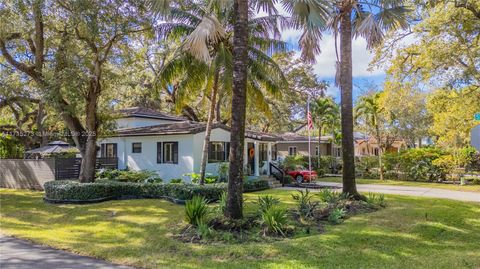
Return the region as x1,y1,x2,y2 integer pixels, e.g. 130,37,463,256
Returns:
283,181,480,202
0,235,134,269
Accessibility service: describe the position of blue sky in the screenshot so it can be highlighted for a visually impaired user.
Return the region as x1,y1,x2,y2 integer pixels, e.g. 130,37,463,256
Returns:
280,29,386,102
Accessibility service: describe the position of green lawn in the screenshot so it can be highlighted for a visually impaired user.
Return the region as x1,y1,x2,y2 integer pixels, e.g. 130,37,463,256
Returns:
1,188,479,268
320,177,480,193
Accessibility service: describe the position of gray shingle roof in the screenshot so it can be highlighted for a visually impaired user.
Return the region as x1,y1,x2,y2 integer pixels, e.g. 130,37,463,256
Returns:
117,107,187,121
114,122,281,141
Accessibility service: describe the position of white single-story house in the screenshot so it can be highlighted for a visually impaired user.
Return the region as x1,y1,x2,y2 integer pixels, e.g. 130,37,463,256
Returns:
98,107,279,181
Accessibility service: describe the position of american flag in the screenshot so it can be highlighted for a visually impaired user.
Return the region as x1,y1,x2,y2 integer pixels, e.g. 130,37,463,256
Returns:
307,110,313,130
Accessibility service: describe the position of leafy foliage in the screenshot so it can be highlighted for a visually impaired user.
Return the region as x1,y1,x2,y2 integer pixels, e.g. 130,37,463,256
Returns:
169,178,184,184
291,189,320,219
426,88,480,148
257,195,280,214
243,179,270,192
184,173,218,184
259,206,288,236
97,169,162,183
185,196,209,227
44,180,226,202
366,193,386,208
318,189,343,204
328,208,346,224
217,192,227,214
196,222,212,239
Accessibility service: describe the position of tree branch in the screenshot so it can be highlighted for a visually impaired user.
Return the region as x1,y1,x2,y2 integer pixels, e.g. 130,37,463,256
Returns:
33,0,45,71
0,40,40,80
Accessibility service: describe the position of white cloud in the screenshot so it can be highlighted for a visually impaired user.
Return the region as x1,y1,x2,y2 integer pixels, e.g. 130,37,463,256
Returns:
281,31,383,79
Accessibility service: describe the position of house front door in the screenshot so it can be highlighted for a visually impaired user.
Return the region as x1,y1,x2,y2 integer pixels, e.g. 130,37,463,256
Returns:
247,142,255,176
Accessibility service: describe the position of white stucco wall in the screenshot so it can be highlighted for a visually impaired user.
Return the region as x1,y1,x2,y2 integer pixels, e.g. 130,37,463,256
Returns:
193,128,231,175
98,134,195,181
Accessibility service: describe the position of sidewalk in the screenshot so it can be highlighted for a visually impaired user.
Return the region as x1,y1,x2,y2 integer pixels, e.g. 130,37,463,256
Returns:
282,181,480,202
0,235,134,269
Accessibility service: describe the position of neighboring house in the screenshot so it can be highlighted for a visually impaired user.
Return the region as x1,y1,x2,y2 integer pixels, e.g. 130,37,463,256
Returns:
98,107,279,181
354,136,407,156
276,133,340,159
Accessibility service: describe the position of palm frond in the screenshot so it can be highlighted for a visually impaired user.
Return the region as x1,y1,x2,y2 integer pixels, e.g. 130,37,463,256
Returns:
155,23,195,40
183,14,226,62
282,0,331,62
353,4,410,49
251,0,279,15
249,35,288,55
149,0,173,18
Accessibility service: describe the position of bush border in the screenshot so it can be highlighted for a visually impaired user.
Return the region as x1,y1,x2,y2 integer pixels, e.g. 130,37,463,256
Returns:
43,179,270,205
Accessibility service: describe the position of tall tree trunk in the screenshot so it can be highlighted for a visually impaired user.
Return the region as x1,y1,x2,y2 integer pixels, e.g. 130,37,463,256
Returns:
36,102,48,146
79,89,98,183
79,63,101,183
376,127,384,181
317,123,322,168
339,8,360,198
225,0,248,220
199,68,220,185
215,93,222,122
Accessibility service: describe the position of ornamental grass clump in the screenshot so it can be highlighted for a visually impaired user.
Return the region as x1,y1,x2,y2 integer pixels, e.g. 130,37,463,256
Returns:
366,193,386,208
260,206,288,236
328,208,346,224
318,189,342,204
257,195,280,213
291,189,320,220
185,196,209,227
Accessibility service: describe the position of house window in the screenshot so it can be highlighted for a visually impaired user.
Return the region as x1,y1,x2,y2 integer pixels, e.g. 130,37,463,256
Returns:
156,142,178,164
208,142,230,163
163,142,178,164
374,148,379,156
288,146,297,156
132,142,142,153
101,143,117,158
362,148,366,155
259,143,268,163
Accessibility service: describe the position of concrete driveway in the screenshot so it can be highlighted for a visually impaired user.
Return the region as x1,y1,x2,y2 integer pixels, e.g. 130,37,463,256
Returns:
283,181,480,203
0,235,134,269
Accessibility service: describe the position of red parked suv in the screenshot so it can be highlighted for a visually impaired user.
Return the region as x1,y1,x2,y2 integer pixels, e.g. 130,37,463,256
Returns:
287,167,317,183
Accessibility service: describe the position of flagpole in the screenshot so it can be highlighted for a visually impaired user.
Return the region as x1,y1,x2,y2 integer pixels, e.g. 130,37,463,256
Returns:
307,97,312,181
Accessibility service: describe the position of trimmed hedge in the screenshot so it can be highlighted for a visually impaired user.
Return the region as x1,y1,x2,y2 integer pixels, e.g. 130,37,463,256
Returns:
44,180,227,203
244,179,270,192
44,178,270,204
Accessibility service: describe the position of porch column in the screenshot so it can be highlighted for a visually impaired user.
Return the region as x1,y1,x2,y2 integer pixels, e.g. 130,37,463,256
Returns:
243,141,248,167
254,141,260,176
266,143,272,176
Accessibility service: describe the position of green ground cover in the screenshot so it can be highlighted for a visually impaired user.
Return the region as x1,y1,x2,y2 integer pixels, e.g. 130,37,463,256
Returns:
1,188,479,268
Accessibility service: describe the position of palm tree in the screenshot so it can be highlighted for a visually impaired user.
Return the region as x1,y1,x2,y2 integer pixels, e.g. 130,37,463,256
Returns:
287,0,408,198
156,1,287,185
311,97,338,166
355,92,385,180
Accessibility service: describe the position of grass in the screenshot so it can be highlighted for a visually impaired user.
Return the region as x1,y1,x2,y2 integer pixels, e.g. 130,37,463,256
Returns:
1,188,480,268
320,177,480,193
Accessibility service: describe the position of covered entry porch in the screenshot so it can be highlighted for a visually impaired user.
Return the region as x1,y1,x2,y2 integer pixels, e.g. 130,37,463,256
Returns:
243,132,278,176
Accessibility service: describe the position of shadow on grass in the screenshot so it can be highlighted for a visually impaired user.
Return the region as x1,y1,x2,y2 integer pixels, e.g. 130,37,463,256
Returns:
1,188,480,268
